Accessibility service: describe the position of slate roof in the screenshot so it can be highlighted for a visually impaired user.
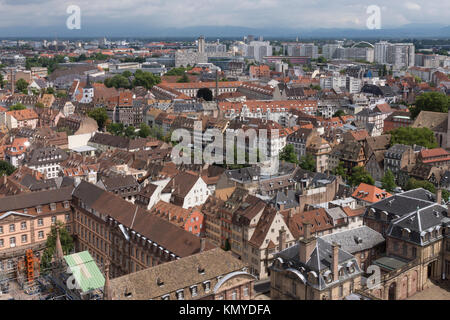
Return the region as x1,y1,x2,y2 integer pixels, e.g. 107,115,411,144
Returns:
321,226,385,254
273,237,361,291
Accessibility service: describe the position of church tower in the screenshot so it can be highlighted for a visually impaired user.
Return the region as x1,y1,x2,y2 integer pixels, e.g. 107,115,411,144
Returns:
80,74,94,104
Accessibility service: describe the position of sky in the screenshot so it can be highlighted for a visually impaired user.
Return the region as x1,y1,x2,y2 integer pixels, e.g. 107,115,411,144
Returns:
0,0,448,36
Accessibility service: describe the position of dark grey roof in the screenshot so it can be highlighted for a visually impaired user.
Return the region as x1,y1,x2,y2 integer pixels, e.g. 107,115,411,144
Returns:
24,147,69,166
98,175,138,191
385,144,411,159
271,190,299,209
89,132,129,149
273,238,361,291
321,226,385,254
173,102,203,113
0,187,73,212
20,174,57,191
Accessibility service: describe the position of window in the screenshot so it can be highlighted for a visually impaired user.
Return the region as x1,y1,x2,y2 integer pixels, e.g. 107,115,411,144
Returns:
161,295,170,300
243,286,249,297
190,286,198,297
360,252,365,259
10,237,16,246
9,224,15,232
0,239,3,247
0,226,3,234
50,203,56,211
65,214,70,221
204,281,211,293
21,235,27,243
38,219,43,226
38,231,44,239
231,290,237,300
176,290,184,300
51,216,56,224
21,222,27,230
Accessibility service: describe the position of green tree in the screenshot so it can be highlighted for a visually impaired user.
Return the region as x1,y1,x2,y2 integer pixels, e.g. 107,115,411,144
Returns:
223,238,231,251
88,108,108,130
122,70,132,78
124,125,136,138
299,154,316,172
0,160,16,176
279,144,299,164
177,73,190,83
40,221,74,273
139,123,151,138
317,56,327,63
104,74,131,89
15,78,28,92
410,92,449,119
166,67,188,76
332,161,347,180
405,178,435,193
35,102,45,109
381,169,397,192
9,103,27,111
107,122,124,136
390,127,438,149
333,110,346,117
349,166,375,186
132,70,161,89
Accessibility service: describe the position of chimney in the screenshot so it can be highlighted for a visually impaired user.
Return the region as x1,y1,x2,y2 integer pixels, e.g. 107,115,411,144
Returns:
103,261,112,300
332,242,339,282
298,223,316,264
436,189,442,204
278,228,286,252
200,238,206,252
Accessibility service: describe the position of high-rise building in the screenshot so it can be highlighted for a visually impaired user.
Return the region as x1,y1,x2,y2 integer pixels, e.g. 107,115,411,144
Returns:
246,41,273,62
198,36,205,54
375,41,415,68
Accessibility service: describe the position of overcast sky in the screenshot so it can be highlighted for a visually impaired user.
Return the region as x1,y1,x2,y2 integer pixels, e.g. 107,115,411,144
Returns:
0,0,448,31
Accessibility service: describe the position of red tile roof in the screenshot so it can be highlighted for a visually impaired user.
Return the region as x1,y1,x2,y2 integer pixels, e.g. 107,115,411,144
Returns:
352,183,392,203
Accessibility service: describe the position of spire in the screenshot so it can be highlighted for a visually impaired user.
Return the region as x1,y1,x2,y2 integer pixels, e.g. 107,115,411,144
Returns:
54,226,64,263
85,73,92,89
103,261,112,300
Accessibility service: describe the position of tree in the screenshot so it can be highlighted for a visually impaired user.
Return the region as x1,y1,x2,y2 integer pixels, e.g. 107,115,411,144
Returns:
107,122,124,136
317,56,327,63
332,161,347,180
0,73,3,88
9,103,27,111
40,221,74,273
0,160,16,176
124,125,136,138
197,88,213,101
177,73,190,83
333,110,346,117
381,169,397,192
35,102,45,109
88,108,108,130
132,70,161,89
410,92,450,119
279,144,298,164
139,123,151,138
405,178,435,194
104,74,131,89
15,78,28,92
390,127,438,149
223,238,231,251
349,166,374,186
299,154,316,172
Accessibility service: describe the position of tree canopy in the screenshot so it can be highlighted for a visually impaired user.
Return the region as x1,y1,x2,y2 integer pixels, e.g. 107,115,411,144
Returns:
139,123,151,138
88,108,108,130
299,154,316,172
0,160,16,176
279,144,299,164
333,110,346,117
349,166,374,186
40,222,74,273
15,78,28,92
410,92,450,119
107,122,124,136
389,126,438,149
132,70,161,89
381,169,397,192
9,103,27,111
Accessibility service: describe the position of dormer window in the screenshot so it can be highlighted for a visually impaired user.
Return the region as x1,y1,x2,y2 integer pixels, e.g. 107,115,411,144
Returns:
176,290,184,300
50,203,56,211
36,206,42,213
190,285,198,297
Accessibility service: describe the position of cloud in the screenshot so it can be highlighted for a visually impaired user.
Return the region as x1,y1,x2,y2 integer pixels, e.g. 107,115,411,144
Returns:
0,0,447,31
405,2,421,10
